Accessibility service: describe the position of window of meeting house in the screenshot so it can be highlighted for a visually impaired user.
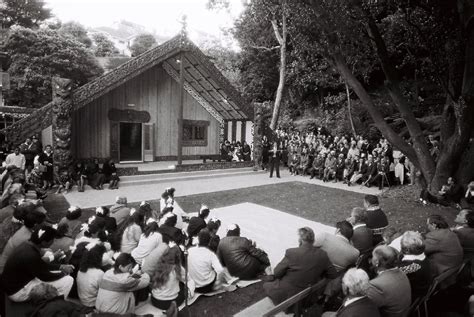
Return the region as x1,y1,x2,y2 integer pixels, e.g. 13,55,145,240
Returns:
182,119,209,146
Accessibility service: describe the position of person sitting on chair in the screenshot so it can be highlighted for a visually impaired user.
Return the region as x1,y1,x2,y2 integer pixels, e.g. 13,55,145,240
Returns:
366,245,411,317
399,231,432,301
263,227,338,304
363,195,388,245
322,268,380,317
370,156,390,190
217,224,271,280
347,207,374,254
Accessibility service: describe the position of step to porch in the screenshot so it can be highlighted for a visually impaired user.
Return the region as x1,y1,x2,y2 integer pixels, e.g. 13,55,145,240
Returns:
119,167,261,187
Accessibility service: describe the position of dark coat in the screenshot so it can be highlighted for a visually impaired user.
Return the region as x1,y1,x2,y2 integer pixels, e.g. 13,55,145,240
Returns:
399,256,432,300
263,245,337,304
366,269,411,317
424,229,463,277
351,224,374,253
187,216,207,239
31,295,91,317
337,296,381,317
217,236,270,280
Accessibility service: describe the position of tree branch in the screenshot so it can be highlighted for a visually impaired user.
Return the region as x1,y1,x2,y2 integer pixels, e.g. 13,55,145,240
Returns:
271,19,283,45
249,45,281,51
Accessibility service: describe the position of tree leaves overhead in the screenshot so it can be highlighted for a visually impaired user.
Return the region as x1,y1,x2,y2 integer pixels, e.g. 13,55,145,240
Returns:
4,27,104,108
0,0,52,28
130,33,157,57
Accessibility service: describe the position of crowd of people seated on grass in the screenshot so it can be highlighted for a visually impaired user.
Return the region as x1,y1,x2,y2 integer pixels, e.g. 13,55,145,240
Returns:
0,179,472,316
0,136,121,196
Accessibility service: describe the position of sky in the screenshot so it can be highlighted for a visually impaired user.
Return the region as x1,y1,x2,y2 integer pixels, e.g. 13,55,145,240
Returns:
44,0,245,43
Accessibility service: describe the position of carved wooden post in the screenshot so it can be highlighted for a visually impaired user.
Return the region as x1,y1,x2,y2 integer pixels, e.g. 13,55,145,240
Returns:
253,103,264,171
51,77,73,177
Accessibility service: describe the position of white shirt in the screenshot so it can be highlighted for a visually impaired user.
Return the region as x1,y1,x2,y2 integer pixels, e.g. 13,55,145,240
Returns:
151,266,190,301
344,296,365,307
352,224,366,230
187,246,223,288
5,153,25,170
77,268,105,307
131,232,163,265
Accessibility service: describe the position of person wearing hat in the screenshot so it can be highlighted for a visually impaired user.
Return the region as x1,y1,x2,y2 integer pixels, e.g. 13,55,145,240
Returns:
110,196,130,226
217,224,271,280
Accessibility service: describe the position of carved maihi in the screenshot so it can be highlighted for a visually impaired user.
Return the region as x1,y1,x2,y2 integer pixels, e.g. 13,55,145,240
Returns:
54,148,73,171
253,103,264,171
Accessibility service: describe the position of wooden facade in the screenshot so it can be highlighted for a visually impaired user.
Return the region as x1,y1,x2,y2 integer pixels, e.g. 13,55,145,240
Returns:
71,64,221,160
2,35,253,163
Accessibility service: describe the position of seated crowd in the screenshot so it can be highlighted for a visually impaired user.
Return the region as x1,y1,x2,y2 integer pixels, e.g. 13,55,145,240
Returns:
262,129,474,210
1,145,121,198
0,177,472,316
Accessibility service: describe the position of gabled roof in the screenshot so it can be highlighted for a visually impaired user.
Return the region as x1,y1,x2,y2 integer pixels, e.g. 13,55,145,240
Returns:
2,34,252,145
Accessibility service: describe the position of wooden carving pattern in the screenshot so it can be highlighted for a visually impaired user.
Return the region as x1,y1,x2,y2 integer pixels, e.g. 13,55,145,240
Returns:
107,109,151,123
253,103,264,171
52,77,73,174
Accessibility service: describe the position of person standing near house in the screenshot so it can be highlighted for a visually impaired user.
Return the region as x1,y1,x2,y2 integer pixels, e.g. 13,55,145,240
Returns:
268,141,281,178
38,145,54,189
5,147,26,171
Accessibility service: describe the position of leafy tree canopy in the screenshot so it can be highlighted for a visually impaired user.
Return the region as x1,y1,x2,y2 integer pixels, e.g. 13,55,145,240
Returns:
130,33,157,57
4,26,103,108
59,21,92,48
91,33,119,57
0,0,51,28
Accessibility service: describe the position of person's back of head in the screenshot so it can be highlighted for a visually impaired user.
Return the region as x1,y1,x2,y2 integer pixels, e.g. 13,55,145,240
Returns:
351,207,368,224
372,245,398,270
162,212,177,228
29,283,59,305
207,218,221,234
342,268,370,297
79,243,106,273
66,206,82,221
199,205,210,219
226,224,240,237
336,220,354,240
427,214,449,230
400,231,425,255
198,229,211,247
23,210,46,229
30,225,57,247
298,227,315,245
364,195,379,208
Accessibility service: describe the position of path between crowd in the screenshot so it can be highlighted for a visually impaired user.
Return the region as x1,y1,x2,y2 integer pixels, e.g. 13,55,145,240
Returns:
63,169,381,209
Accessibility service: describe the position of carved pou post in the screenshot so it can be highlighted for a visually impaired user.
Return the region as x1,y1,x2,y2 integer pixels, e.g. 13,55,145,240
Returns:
51,77,73,179
253,103,264,171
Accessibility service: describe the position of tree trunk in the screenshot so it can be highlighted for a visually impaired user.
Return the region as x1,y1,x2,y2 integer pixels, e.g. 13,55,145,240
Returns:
269,1,287,131
332,53,421,168
345,82,356,136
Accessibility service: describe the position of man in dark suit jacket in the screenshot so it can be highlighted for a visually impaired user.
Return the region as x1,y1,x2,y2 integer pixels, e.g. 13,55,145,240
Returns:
425,215,463,281
367,245,411,317
263,227,338,304
268,141,281,178
348,207,374,253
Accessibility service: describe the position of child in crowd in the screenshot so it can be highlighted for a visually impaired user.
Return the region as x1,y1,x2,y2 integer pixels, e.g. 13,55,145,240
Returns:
95,253,150,314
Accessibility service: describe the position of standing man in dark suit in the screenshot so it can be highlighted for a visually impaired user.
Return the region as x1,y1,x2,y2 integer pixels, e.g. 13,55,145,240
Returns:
263,227,338,304
348,207,374,253
268,141,281,178
322,268,380,317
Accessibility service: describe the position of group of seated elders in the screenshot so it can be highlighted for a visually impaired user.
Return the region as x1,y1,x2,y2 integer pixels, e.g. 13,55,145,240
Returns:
220,140,252,162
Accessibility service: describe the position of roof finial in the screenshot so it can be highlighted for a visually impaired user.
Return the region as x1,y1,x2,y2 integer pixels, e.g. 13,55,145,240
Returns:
179,14,188,42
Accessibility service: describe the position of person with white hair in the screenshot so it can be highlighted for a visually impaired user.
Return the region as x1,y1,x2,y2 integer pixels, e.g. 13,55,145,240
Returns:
399,231,432,300
322,268,380,317
367,245,411,317
110,196,130,226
